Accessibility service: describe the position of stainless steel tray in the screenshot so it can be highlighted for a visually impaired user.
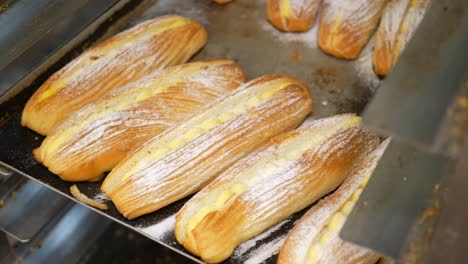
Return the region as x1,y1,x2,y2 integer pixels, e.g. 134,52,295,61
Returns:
0,0,380,263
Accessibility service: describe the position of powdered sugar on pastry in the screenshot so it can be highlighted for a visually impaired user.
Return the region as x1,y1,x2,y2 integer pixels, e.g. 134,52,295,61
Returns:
267,0,321,32
102,75,313,220
22,15,208,135
277,138,390,264
175,114,379,263
374,0,431,76
318,0,387,59
34,61,244,182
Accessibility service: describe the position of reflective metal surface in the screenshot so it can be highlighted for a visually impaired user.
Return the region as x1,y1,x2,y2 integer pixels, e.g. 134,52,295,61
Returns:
0,177,70,242
343,0,468,259
2,204,111,264
0,0,131,103
362,0,468,154
340,140,453,259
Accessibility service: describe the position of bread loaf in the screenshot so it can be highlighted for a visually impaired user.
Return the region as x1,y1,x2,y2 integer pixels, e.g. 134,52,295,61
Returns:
175,114,379,263
101,75,313,220
374,0,431,76
277,139,390,264
22,15,207,135
267,0,321,32
33,60,244,182
318,0,387,59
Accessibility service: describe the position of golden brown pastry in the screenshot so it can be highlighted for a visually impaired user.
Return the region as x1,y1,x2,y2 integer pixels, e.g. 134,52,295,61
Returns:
278,138,390,264
22,15,207,136
33,61,245,182
175,114,379,263
318,0,388,59
101,75,313,219
374,0,431,76
267,0,321,32
70,185,108,210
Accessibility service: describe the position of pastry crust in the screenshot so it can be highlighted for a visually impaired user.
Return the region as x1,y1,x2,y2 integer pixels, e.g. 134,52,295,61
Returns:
318,0,387,59
22,15,207,135
33,61,245,182
70,185,108,210
101,75,313,220
277,139,390,264
267,0,321,32
175,114,379,263
374,0,431,76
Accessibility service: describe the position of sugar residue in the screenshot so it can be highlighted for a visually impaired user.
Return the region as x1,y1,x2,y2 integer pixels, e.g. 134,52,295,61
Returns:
235,218,290,257
259,16,319,49
141,214,176,240
352,35,381,92
93,192,110,203
244,236,286,264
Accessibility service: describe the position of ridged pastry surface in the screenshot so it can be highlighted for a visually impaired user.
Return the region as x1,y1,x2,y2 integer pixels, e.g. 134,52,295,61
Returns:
101,75,313,220
318,0,387,59
33,60,245,182
374,0,431,76
277,139,390,264
267,0,321,32
22,15,207,135
175,114,379,263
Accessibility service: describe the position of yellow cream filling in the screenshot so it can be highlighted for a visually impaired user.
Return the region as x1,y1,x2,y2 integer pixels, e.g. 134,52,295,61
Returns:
186,183,247,237
184,116,363,241
36,17,189,103
306,174,371,263
409,0,420,7
44,85,171,156
280,0,291,19
119,81,295,182
331,2,350,35
395,0,421,58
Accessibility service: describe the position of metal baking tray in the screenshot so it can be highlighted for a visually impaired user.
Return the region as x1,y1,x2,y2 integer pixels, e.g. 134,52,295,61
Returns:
0,0,381,262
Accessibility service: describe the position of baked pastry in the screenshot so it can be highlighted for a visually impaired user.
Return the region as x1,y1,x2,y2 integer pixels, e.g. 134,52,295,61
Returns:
374,0,431,76
175,114,379,263
33,60,245,182
267,0,321,32
22,15,207,135
70,185,108,210
278,138,390,264
101,75,313,219
318,0,388,59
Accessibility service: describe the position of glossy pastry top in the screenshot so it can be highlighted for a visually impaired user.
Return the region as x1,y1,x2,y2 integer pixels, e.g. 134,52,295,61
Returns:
318,0,387,59
267,0,321,32
374,0,431,76
175,114,379,263
22,15,208,135
33,60,245,182
101,75,313,220
277,139,390,264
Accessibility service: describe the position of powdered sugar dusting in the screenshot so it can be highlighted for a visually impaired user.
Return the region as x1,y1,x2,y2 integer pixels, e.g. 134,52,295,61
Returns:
235,218,291,256
279,139,390,263
260,19,319,48
352,34,381,92
141,214,176,240
93,192,110,203
244,236,286,264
